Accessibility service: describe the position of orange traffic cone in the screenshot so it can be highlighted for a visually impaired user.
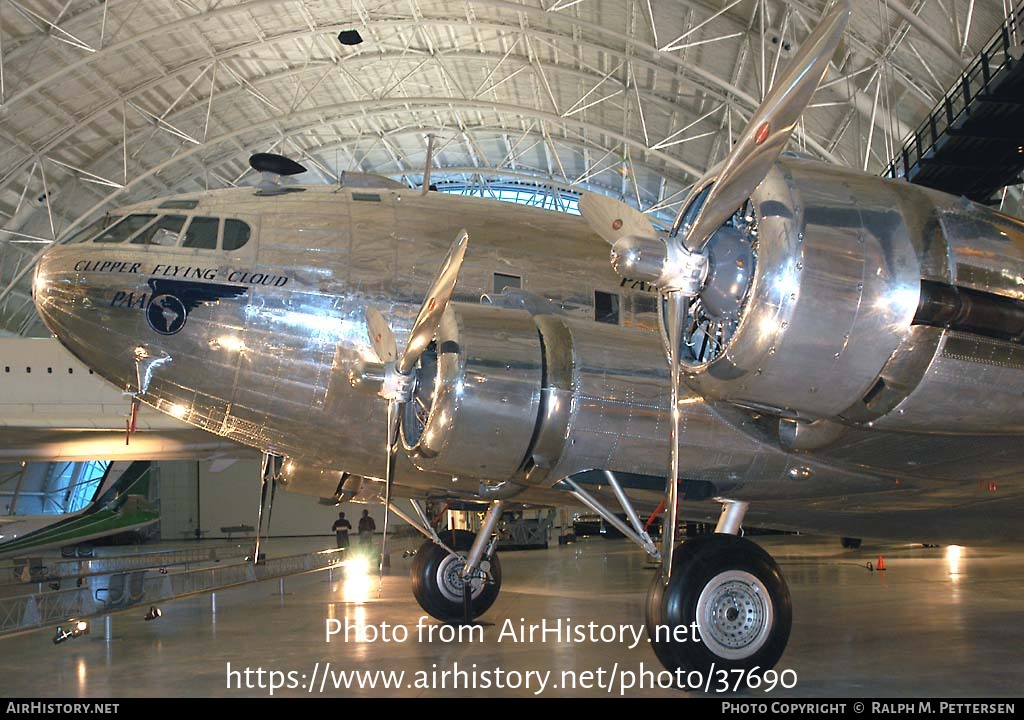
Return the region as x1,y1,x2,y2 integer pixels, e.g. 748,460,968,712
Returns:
876,555,887,571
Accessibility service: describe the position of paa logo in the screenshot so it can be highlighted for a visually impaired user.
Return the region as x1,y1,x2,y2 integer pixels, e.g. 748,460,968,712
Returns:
147,294,187,335
145,278,248,336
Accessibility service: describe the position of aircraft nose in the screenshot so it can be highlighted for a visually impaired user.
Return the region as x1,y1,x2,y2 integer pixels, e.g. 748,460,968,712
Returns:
32,242,92,340
32,244,66,332
31,242,130,380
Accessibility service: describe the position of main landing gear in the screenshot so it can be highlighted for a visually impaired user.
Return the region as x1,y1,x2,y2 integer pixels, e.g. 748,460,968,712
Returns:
556,474,792,676
393,478,793,675
386,498,504,623
646,500,792,675
412,528,502,622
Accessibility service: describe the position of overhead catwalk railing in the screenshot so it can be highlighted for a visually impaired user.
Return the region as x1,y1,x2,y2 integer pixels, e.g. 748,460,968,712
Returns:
883,0,1024,203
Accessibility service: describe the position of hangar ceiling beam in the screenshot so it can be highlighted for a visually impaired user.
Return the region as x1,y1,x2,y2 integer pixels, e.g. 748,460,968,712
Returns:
0,2,905,163
0,0,962,112
0,34,819,198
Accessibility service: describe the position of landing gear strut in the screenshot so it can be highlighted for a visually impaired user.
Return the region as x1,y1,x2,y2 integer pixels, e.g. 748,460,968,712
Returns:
552,475,792,673
645,500,792,674
250,452,282,564
386,498,503,623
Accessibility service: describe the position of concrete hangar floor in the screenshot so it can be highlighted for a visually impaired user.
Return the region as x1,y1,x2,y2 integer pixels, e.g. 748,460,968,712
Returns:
2,535,1020,698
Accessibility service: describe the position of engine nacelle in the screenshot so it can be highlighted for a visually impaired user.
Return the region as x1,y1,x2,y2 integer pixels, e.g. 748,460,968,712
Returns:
401,304,544,481
675,157,1024,434
402,303,672,485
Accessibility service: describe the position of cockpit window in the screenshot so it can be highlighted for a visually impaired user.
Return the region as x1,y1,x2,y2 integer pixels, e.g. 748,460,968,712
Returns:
182,216,219,249
222,219,251,251
65,215,118,244
93,214,155,243
131,215,186,246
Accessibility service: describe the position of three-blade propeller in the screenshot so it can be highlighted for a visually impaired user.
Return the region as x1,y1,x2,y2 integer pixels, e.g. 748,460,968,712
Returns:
580,0,851,573
362,229,469,583
672,0,851,253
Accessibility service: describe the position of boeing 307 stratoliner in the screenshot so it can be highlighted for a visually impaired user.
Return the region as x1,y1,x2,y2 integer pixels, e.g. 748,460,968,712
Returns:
31,0,1024,676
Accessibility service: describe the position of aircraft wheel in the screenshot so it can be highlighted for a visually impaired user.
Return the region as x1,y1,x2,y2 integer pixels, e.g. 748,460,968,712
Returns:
411,529,501,622
646,534,791,676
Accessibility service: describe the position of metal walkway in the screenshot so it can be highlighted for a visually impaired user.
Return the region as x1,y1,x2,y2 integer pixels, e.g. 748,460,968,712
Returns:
883,2,1024,203
2,544,246,585
0,546,347,635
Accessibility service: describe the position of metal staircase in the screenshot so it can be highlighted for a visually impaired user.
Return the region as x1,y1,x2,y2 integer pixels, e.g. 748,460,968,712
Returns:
883,2,1024,204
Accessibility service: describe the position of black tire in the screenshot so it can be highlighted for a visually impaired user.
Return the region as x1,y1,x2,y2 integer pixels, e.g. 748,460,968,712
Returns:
411,529,501,622
646,534,792,676
840,537,862,549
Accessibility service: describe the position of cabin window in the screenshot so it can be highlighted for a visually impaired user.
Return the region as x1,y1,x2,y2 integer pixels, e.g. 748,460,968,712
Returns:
93,214,155,243
131,214,186,246
594,290,620,325
493,272,521,294
182,216,219,250
223,219,251,251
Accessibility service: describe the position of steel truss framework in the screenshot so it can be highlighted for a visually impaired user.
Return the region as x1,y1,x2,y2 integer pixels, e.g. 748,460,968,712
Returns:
0,0,1009,335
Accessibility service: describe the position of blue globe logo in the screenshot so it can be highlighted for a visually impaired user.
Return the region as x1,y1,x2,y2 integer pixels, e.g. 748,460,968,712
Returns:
147,294,187,335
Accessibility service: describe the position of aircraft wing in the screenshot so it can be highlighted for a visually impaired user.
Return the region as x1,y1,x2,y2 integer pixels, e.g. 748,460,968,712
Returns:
0,461,161,557
0,427,250,462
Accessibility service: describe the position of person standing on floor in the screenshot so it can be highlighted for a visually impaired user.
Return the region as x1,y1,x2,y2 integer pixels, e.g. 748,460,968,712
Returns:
332,511,352,549
358,509,376,545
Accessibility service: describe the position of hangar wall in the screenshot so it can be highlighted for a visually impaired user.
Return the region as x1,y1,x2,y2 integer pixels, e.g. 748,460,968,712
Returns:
156,459,397,541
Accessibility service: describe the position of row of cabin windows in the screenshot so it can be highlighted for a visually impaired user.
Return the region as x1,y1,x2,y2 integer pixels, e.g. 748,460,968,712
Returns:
69,213,250,251
3,366,93,374
491,272,622,325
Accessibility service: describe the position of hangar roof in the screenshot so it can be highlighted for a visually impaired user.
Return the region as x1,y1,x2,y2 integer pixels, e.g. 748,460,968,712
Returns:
0,0,1013,334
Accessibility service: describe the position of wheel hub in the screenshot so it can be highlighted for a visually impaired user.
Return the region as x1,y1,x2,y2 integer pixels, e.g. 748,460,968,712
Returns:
436,552,486,603
695,569,773,660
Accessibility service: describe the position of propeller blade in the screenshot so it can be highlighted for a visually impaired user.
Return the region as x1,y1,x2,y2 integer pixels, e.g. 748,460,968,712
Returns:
579,193,658,245
661,292,688,575
378,398,400,589
676,0,851,252
397,229,469,375
365,307,398,363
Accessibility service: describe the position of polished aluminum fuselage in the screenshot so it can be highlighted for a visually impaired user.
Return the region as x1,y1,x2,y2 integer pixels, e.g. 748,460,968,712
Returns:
32,162,1024,542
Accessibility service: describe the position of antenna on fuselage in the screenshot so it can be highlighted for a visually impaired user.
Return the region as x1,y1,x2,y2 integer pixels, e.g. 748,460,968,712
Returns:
249,153,308,196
